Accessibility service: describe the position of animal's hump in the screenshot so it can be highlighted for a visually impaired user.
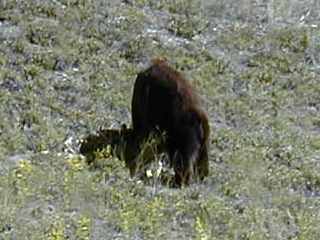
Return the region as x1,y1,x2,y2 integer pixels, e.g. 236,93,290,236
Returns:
151,57,168,66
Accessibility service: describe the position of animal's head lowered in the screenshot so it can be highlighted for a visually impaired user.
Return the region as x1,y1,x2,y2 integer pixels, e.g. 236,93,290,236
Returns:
79,124,139,164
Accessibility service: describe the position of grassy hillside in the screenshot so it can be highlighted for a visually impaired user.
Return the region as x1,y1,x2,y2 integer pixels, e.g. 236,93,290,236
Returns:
0,0,319,239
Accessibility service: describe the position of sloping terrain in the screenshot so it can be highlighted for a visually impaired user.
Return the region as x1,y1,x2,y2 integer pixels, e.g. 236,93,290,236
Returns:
0,0,320,239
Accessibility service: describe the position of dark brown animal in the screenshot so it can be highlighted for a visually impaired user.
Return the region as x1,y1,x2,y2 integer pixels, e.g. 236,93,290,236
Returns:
132,58,210,186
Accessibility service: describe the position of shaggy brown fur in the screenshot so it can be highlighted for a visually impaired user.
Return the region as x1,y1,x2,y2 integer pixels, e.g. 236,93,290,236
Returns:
131,58,210,186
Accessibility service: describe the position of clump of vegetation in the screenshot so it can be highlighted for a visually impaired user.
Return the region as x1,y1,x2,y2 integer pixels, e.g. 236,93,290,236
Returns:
167,0,208,39
270,27,310,53
168,14,208,39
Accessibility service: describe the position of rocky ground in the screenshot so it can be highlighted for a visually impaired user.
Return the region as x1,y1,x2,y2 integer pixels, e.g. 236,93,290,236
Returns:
0,0,320,239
